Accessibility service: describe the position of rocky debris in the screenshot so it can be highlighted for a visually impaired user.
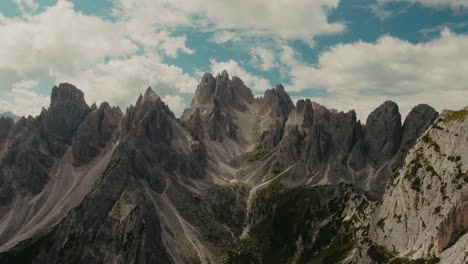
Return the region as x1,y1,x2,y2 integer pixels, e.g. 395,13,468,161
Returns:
72,102,122,165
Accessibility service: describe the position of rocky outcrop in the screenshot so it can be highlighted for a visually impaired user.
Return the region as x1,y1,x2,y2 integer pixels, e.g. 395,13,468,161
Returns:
363,101,402,167
371,109,467,261
182,71,255,142
257,85,295,150
44,83,90,143
72,102,122,165
267,100,408,196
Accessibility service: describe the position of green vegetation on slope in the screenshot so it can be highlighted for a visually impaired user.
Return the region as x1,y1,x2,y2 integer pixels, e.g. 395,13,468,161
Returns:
220,184,367,264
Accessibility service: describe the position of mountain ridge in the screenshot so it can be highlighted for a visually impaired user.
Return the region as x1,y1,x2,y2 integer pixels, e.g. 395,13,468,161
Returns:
0,72,465,264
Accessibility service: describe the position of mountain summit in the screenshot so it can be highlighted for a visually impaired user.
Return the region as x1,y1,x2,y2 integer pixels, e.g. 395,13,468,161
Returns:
0,72,465,264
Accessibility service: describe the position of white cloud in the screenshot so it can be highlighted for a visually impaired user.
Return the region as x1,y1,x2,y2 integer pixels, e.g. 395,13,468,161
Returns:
211,31,239,44
162,95,185,115
115,0,345,45
56,55,198,116
281,29,468,120
0,0,137,91
0,0,196,116
250,47,276,71
0,80,48,116
209,59,272,92
15,0,39,14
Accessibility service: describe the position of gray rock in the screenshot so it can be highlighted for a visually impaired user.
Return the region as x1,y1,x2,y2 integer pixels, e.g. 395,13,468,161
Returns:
363,101,402,167
72,102,122,165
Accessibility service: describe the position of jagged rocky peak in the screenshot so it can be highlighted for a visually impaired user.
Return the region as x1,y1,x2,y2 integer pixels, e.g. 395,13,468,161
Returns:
255,84,295,149
285,98,313,127
400,104,439,151
182,71,258,142
260,84,294,118
72,102,123,165
42,83,91,142
121,87,174,144
50,83,87,107
393,104,439,166
364,100,402,166
189,71,253,111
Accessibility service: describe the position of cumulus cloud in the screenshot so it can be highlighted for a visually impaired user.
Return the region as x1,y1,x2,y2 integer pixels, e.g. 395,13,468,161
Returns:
0,80,49,116
0,0,196,116
281,29,468,120
115,0,345,45
14,0,39,14
250,47,277,71
211,31,240,44
56,55,198,116
209,59,272,92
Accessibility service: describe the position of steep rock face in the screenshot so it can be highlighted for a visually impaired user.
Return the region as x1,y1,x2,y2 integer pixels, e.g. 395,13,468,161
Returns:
262,100,438,198
0,117,14,151
394,104,439,166
45,83,90,143
182,71,253,142
257,85,295,150
267,100,362,189
363,101,402,167
72,102,122,165
1,83,90,195
371,109,468,261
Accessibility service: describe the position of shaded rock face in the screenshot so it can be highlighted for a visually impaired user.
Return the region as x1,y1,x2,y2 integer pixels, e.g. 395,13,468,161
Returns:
0,117,14,150
0,87,208,264
266,100,438,198
363,101,402,167
72,102,122,165
0,83,92,195
257,85,295,150
44,83,90,143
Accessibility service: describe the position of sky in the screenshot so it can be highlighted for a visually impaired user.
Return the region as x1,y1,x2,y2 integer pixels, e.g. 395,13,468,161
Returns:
0,0,467,121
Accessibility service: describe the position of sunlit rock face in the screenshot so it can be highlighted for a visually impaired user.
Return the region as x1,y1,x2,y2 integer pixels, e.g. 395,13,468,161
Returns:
372,109,468,263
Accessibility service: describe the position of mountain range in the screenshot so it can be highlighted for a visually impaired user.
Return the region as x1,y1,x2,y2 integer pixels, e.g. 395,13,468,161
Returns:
0,71,466,263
